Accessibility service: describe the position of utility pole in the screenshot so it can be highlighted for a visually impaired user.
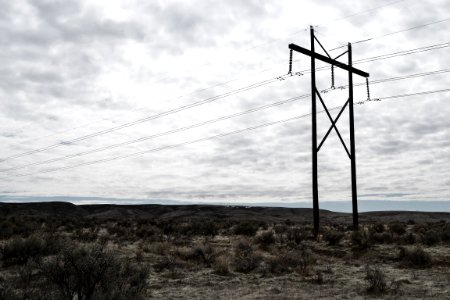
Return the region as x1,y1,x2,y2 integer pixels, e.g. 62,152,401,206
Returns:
288,26,369,235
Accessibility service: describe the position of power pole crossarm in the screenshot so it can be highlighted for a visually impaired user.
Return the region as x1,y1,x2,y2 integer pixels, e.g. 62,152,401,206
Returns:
288,43,370,78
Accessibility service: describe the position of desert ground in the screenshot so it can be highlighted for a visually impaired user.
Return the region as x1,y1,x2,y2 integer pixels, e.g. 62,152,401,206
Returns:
0,202,449,299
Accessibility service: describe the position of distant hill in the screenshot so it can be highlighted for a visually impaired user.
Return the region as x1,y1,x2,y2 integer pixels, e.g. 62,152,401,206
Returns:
1,202,449,224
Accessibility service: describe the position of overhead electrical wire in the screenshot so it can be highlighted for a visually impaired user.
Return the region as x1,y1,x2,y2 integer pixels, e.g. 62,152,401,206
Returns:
7,86,450,178
320,68,450,93
330,17,450,51
357,88,450,105
8,109,333,178
295,42,450,75
2,41,449,163
6,0,409,148
0,42,450,163
0,74,292,162
251,0,408,51
1,68,449,173
0,94,310,172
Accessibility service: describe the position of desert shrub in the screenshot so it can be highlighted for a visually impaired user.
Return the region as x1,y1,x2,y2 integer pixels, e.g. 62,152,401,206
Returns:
267,250,314,274
0,221,14,239
351,229,370,251
212,256,230,276
370,231,393,244
370,223,385,234
401,232,417,245
135,225,162,240
41,244,149,300
177,243,216,267
1,235,59,267
389,222,406,235
184,221,218,237
442,224,450,242
421,230,440,246
148,241,171,255
323,230,344,246
285,227,311,245
365,265,387,294
398,246,432,268
0,283,17,300
73,228,98,242
233,222,259,236
273,224,287,234
255,230,275,246
233,240,261,273
153,254,183,273
0,220,36,239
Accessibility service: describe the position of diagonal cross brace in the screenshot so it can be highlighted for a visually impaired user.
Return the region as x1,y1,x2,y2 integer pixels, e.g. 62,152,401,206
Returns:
316,90,351,159
317,98,350,153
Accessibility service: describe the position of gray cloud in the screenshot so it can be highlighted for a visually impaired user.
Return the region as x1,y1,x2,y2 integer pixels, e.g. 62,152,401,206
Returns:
0,0,449,205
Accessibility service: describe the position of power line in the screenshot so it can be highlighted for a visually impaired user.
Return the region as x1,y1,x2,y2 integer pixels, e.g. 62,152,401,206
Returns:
330,17,450,51
244,0,407,51
2,41,448,163
358,87,450,104
355,42,450,64
0,94,309,173
321,0,407,25
2,68,448,173
10,63,290,146
9,110,329,177
295,41,450,74
6,1,409,148
7,87,450,179
0,74,293,162
320,68,450,93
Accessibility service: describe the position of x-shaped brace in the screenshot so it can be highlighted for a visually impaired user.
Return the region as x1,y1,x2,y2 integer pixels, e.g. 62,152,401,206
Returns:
316,89,351,159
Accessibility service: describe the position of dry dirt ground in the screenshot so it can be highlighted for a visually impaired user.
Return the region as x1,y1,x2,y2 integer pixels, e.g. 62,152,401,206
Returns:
0,202,449,299
143,235,450,299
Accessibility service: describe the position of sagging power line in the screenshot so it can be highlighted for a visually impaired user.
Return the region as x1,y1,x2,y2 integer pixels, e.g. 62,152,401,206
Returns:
3,41,449,165
2,68,448,173
4,86,449,180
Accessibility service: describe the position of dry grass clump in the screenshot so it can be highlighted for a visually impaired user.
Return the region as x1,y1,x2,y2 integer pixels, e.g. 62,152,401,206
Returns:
323,229,344,246
176,242,216,267
420,230,441,246
351,228,370,251
398,246,432,268
255,229,276,247
283,226,312,245
233,222,259,236
1,234,62,267
42,244,149,300
233,239,262,273
1,242,149,300
212,255,230,276
365,265,387,294
389,222,407,235
266,249,315,275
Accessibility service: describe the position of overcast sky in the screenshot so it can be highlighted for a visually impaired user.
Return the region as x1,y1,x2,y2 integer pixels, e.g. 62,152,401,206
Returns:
0,0,449,206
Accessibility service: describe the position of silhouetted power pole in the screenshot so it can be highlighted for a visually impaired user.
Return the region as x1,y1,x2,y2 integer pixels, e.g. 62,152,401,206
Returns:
288,26,370,236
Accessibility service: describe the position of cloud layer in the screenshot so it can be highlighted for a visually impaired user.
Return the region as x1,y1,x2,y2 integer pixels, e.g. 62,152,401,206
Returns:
0,0,449,205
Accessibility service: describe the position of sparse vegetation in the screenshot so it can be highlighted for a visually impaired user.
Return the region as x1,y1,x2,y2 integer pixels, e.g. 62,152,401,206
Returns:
398,246,432,268
323,229,344,246
41,244,149,300
0,203,448,299
365,265,387,294
351,228,370,250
